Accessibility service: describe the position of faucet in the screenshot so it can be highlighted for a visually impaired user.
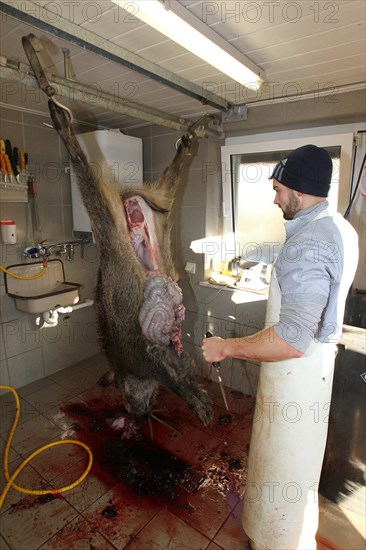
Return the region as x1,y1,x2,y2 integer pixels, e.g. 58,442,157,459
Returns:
24,238,92,261
23,242,54,259
37,242,60,258
66,244,74,261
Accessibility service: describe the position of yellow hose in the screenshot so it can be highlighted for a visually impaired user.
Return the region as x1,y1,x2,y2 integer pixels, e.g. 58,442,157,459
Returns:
0,263,48,280
0,385,93,509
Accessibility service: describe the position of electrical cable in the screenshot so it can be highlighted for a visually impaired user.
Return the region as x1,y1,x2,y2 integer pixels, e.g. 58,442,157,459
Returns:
0,261,48,280
0,385,93,509
344,152,366,219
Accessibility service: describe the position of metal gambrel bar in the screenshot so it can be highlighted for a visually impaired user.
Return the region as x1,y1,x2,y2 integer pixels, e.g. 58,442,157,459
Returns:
1,59,224,137
1,62,192,132
0,0,232,111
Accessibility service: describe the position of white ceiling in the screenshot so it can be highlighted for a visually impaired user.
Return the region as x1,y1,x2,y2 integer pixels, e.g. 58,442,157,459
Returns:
1,0,365,131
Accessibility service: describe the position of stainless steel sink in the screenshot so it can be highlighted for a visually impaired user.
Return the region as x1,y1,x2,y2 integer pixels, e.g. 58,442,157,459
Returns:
4,259,81,314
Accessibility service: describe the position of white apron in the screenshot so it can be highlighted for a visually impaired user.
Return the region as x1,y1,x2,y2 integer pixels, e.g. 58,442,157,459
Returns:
242,209,338,550
242,267,336,549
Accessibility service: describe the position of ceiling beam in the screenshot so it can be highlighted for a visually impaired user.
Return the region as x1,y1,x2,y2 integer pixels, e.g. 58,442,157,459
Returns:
0,0,232,111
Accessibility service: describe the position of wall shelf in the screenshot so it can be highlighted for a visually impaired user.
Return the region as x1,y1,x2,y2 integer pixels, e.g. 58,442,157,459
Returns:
0,181,28,203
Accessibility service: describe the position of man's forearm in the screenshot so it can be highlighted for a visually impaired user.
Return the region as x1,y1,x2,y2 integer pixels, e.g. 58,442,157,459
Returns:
202,327,303,364
224,328,302,361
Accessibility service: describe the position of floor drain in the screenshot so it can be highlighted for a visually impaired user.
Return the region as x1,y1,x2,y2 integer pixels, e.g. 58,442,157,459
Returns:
178,468,206,493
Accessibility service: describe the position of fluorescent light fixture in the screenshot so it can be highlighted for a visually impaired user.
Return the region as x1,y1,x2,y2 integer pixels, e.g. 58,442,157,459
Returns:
111,0,264,90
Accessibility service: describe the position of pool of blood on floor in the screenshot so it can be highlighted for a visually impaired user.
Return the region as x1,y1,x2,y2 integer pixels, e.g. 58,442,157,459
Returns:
62,399,201,501
61,398,244,503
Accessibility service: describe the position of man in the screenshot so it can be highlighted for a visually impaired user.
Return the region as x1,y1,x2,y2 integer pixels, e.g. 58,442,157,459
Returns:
202,144,359,550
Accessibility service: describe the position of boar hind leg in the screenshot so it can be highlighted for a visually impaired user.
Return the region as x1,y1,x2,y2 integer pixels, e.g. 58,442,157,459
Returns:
155,135,192,195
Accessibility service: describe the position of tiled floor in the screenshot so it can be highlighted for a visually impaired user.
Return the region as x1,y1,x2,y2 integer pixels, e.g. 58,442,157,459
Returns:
0,353,365,550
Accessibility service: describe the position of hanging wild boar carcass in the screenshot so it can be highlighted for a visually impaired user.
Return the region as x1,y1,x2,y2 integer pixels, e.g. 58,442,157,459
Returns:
22,34,214,434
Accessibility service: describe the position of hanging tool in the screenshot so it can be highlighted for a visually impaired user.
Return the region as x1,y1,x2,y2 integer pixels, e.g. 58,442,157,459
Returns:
1,140,16,185
205,332,230,411
5,140,18,177
0,140,6,183
5,140,18,183
0,139,10,183
28,175,42,241
25,153,33,242
12,147,19,179
4,154,16,184
0,149,7,184
19,150,27,184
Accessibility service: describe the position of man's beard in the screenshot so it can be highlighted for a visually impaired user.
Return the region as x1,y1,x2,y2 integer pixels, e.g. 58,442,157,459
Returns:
282,193,301,220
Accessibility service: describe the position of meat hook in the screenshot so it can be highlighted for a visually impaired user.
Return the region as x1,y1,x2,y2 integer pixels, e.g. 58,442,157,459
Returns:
175,114,221,149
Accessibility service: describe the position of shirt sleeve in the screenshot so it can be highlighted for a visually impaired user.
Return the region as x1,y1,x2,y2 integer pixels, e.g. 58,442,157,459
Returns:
274,237,340,353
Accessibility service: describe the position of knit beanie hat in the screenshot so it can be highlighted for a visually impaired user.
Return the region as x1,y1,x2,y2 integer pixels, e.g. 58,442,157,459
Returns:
270,144,333,197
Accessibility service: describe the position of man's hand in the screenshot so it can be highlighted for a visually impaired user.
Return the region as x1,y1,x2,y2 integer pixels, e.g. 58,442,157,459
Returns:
201,336,225,363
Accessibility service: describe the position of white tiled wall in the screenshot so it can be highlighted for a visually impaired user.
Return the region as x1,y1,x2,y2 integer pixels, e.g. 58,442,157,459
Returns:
0,106,100,390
